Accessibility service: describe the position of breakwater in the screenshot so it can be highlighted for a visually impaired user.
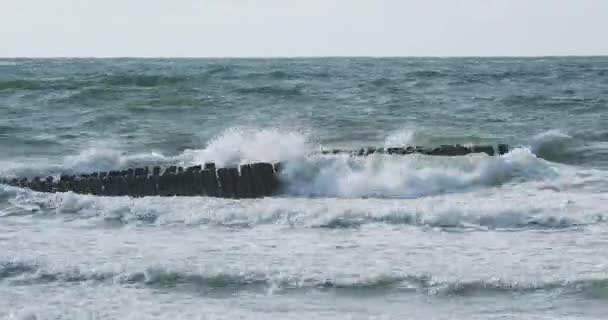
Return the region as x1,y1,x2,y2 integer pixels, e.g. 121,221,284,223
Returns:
322,144,509,156
1,144,509,198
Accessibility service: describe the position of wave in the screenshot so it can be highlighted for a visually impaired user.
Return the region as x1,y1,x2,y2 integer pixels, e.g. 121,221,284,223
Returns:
405,70,444,78
0,74,189,92
99,74,189,87
0,79,80,91
2,181,604,230
243,70,291,80
529,130,578,159
2,260,608,297
282,148,558,198
0,60,21,66
233,85,303,97
56,87,118,103
204,64,233,77
1,128,606,198
527,129,608,166
382,128,492,150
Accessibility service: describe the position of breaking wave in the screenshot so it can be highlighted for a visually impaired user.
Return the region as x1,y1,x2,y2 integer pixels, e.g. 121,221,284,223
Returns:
281,148,557,198
527,129,608,166
2,260,608,298
1,181,605,230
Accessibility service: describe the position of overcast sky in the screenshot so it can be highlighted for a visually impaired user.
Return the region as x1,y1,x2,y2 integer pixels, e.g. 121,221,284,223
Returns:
1,0,607,57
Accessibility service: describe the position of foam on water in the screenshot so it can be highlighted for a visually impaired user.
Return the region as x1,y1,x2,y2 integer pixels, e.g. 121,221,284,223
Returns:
178,127,312,167
281,147,560,199
2,175,605,230
383,128,418,147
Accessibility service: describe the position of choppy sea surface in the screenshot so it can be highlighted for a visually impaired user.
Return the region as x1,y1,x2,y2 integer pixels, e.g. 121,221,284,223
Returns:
0,57,607,319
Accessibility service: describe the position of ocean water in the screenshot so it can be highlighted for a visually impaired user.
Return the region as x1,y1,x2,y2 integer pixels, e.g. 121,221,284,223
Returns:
0,57,607,319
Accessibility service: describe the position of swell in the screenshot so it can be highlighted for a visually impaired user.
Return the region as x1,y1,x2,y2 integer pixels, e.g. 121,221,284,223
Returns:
98,74,189,87
0,79,81,91
2,261,607,298
0,74,191,92
233,85,304,97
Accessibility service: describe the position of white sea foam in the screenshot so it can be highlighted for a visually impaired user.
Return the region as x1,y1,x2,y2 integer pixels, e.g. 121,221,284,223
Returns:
383,128,418,147
176,127,312,167
281,147,558,198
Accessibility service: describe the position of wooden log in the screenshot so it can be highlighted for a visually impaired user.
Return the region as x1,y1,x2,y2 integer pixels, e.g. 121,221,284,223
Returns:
236,164,255,198
159,169,173,196
45,176,55,193
202,168,219,197
217,168,236,198
152,167,161,176
249,163,265,197
498,144,509,155
175,167,186,196
89,175,102,195
187,166,203,195
30,177,41,192
252,162,276,196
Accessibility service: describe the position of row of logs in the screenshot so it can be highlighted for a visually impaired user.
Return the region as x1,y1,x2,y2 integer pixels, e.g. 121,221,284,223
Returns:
1,162,281,199
321,144,509,156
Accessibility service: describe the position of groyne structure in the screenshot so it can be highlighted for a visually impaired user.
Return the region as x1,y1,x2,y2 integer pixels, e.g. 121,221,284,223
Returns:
1,144,509,198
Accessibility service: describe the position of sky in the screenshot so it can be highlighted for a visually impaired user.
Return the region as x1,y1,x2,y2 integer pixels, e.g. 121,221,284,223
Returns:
1,0,607,57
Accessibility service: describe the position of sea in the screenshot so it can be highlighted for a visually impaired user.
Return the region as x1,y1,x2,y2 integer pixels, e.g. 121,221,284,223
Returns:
0,57,607,319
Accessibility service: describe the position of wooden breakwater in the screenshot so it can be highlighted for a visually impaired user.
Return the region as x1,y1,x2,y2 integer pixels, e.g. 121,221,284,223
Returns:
321,144,510,157
1,162,281,199
1,144,509,198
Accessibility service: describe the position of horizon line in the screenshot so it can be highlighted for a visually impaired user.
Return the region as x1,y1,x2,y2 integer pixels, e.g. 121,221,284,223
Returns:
1,54,607,59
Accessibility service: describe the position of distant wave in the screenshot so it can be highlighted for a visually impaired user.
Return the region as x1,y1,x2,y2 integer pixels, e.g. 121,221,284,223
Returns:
99,74,189,87
2,260,608,298
0,79,80,91
242,70,291,80
0,73,192,92
204,64,233,77
233,85,303,97
405,70,443,78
